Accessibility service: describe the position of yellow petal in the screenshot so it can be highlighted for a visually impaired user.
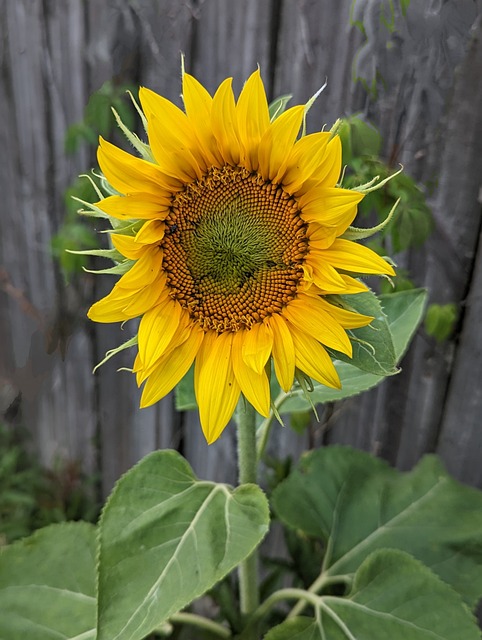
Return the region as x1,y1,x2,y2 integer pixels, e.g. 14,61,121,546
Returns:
211,78,241,165
258,105,304,181
241,322,273,374
87,287,134,323
303,258,348,291
183,73,223,167
138,297,182,370
136,310,191,384
111,233,150,259
140,324,204,407
268,313,295,392
306,223,339,250
232,332,270,417
315,297,373,329
97,193,170,221
300,188,363,229
315,238,396,275
289,324,341,389
195,331,241,444
281,132,330,191
121,279,166,317
139,87,205,181
312,274,369,295
283,295,352,356
97,137,177,194
286,135,342,194
135,219,165,245
236,69,270,171
115,247,163,290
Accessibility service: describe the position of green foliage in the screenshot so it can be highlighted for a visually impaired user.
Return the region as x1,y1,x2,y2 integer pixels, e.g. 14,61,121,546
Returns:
272,447,482,609
54,80,137,280
0,522,97,640
2,446,482,639
425,302,458,342
65,80,137,154
339,115,434,254
0,424,98,544
96,450,269,640
265,550,479,640
51,176,100,279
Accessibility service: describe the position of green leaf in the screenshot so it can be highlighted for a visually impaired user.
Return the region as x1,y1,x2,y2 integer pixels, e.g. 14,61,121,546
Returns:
272,447,482,608
379,288,427,359
0,522,96,639
331,289,397,376
280,289,426,411
97,450,269,640
264,617,317,639
175,365,197,410
265,550,480,640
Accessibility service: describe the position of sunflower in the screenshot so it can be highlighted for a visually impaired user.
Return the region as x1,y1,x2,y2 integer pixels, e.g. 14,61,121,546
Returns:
88,70,394,444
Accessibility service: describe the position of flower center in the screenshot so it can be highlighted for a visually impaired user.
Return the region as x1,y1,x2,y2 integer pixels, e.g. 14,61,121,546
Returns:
162,165,308,332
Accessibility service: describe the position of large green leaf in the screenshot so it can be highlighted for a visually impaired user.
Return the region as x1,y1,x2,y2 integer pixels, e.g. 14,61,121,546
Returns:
280,288,426,411
264,550,480,639
97,450,269,640
0,522,96,640
272,447,482,608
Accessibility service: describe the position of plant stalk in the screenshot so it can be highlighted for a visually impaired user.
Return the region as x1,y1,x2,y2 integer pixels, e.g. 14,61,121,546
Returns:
236,397,259,615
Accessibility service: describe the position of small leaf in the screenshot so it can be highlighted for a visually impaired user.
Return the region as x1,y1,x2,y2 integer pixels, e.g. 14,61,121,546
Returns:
272,447,482,608
0,522,96,640
97,450,269,640
424,302,458,342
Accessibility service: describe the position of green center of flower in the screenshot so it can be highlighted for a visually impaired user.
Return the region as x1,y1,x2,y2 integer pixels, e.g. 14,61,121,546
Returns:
162,166,308,332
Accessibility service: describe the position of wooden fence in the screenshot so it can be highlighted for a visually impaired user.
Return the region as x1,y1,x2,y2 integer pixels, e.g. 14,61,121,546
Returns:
1,0,482,497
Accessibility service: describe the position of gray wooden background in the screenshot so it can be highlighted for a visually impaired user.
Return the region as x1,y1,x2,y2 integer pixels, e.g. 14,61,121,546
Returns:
1,0,482,498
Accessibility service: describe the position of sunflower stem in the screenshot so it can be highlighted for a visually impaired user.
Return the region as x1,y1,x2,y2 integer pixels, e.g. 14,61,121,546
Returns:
236,397,259,615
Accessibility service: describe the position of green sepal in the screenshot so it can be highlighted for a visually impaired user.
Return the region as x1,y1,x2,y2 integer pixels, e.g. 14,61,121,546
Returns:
111,106,153,161
269,94,293,121
66,247,123,261
352,164,403,193
93,335,138,373
83,259,134,276
342,197,400,240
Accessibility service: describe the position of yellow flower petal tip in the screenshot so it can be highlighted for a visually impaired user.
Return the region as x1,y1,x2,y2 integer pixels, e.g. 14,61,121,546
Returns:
85,69,396,442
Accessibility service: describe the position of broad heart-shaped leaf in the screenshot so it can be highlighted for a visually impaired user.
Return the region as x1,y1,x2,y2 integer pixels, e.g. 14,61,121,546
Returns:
272,447,482,608
97,450,269,640
280,288,426,411
264,550,480,640
0,522,96,640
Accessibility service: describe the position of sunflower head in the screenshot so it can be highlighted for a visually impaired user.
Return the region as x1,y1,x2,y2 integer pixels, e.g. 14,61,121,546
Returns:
87,69,395,443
